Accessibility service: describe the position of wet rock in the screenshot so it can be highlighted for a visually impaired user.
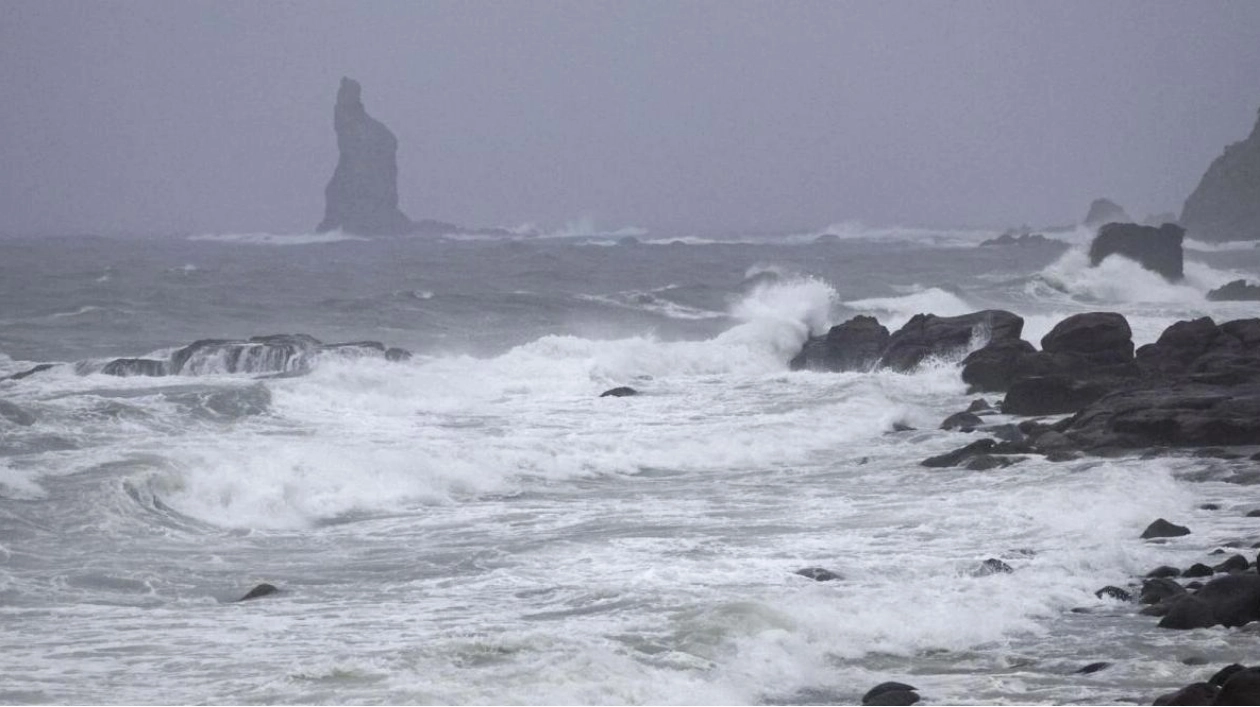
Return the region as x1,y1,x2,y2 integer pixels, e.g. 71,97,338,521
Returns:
795,567,843,582
1002,375,1115,416
1246,509,1260,517
979,232,1059,247
1065,382,1260,449
1200,504,1221,511
234,583,279,602
1214,666,1260,705
1140,577,1187,605
1182,563,1214,578
1095,585,1132,602
100,358,168,377
966,398,994,413
964,454,1019,471
1209,664,1247,688
1147,566,1182,579
1158,596,1217,630
1152,681,1218,705
974,558,1013,576
1193,574,1260,627
940,411,983,431
1208,280,1260,302
861,682,919,706
1089,222,1185,281
1213,554,1249,574
960,338,1037,392
1040,312,1135,364
2,363,55,381
599,386,638,398
1075,661,1111,674
879,310,1023,372
0,399,36,426
385,347,412,362
1142,519,1191,540
921,439,996,468
790,315,890,372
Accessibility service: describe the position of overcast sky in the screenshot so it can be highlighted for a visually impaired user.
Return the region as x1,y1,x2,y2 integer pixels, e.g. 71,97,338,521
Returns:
2,1,1259,236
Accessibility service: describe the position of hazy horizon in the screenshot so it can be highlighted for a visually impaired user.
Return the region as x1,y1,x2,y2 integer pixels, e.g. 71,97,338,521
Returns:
2,0,1259,237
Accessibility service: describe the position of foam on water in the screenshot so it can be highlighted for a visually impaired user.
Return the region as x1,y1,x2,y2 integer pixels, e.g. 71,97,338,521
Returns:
844,287,975,330
188,231,371,245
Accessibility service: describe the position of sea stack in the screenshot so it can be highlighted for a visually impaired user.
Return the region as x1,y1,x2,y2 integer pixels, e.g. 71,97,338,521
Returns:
317,77,416,235
1181,107,1260,242
1083,198,1131,227
1088,222,1184,281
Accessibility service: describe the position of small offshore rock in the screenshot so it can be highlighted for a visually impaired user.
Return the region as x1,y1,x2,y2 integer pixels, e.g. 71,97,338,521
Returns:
1158,596,1217,630
861,682,919,706
1146,566,1181,579
235,583,280,602
1200,503,1221,511
921,438,995,468
1075,661,1111,674
795,567,842,582
1213,554,1249,574
599,386,638,398
966,398,994,413
1142,518,1191,540
974,558,1013,576
940,411,983,431
1095,585,1132,602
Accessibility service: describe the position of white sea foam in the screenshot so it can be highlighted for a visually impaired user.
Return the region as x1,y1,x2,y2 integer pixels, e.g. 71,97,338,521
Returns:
1184,238,1260,252
188,231,370,245
844,287,975,330
1032,248,1240,305
801,221,999,247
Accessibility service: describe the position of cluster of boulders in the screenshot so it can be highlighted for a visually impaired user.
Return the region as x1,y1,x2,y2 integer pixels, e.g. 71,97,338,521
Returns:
1,334,413,382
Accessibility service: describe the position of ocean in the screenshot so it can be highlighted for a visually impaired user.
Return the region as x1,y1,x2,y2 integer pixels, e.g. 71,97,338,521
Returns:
1,224,1259,705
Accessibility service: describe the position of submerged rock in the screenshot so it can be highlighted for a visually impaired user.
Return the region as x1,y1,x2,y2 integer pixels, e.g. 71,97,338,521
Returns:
1181,107,1260,243
1088,222,1185,281
1142,519,1191,540
1,363,56,382
100,358,168,377
794,567,842,582
234,583,280,602
599,386,638,398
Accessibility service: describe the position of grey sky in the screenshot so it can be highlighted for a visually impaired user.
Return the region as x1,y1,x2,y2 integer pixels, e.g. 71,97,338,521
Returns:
2,0,1259,236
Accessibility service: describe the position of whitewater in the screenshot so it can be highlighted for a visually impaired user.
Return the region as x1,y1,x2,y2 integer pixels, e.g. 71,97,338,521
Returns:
2,228,1259,705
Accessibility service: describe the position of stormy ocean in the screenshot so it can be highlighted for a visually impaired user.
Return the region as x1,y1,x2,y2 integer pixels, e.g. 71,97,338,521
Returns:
1,224,1259,705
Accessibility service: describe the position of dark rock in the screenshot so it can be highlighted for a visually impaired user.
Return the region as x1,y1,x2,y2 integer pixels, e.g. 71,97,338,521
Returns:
890,421,915,432
940,411,983,431
982,423,1024,442
385,347,412,362
1194,574,1260,627
172,335,323,376
599,386,638,398
1215,666,1260,705
1089,222,1185,281
1002,375,1114,416
1040,312,1135,363
1209,664,1247,688
879,310,1023,372
1075,661,1111,674
317,77,416,236
1201,504,1221,511
862,682,919,706
1208,280,1260,302
1180,106,1260,243
966,398,994,413
2,363,55,381
1152,682,1218,705
1246,510,1260,517
791,316,890,372
1147,566,1182,579
1213,554,1250,574
100,358,168,377
979,232,1060,247
1084,198,1132,227
921,439,995,468
964,454,1019,471
1141,577,1188,604
1183,563,1215,578
795,567,842,582
1095,585,1132,602
1143,519,1192,540
1158,595,1217,630
974,558,1013,576
0,399,36,426
234,583,279,602
1065,383,1260,449
960,338,1037,392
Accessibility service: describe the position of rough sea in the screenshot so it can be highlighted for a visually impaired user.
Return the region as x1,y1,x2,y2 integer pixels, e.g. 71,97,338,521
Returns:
2,224,1259,705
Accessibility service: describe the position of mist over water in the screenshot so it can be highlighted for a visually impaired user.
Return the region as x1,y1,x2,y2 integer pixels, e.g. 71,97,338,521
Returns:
1,227,1258,704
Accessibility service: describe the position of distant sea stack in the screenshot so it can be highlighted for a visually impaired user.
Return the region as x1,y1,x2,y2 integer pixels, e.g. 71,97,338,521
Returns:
1088,222,1184,281
1083,198,1131,227
1181,108,1260,242
317,77,416,236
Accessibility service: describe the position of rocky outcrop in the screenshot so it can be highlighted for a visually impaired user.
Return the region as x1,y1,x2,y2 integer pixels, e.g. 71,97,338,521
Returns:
978,231,1062,248
878,310,1023,372
1207,279,1260,301
90,334,412,378
789,315,889,372
1088,222,1185,281
317,77,417,236
1181,107,1260,242
1083,198,1131,227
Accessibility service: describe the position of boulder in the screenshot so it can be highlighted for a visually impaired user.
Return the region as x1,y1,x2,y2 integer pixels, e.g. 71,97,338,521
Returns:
100,358,168,377
795,567,842,582
1158,595,1217,630
921,439,996,468
1192,574,1260,627
1002,375,1114,416
879,310,1023,372
1207,279,1260,301
790,316,889,372
1075,661,1111,674
1140,577,1187,605
862,682,919,706
317,77,417,236
1152,682,1218,705
1095,585,1132,602
974,558,1013,576
1088,222,1185,281
234,583,279,602
1064,383,1260,449
1084,198,1132,227
1040,312,1134,363
1181,107,1260,243
960,339,1036,392
940,411,983,431
1142,519,1191,540
599,386,638,398
1215,667,1260,705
